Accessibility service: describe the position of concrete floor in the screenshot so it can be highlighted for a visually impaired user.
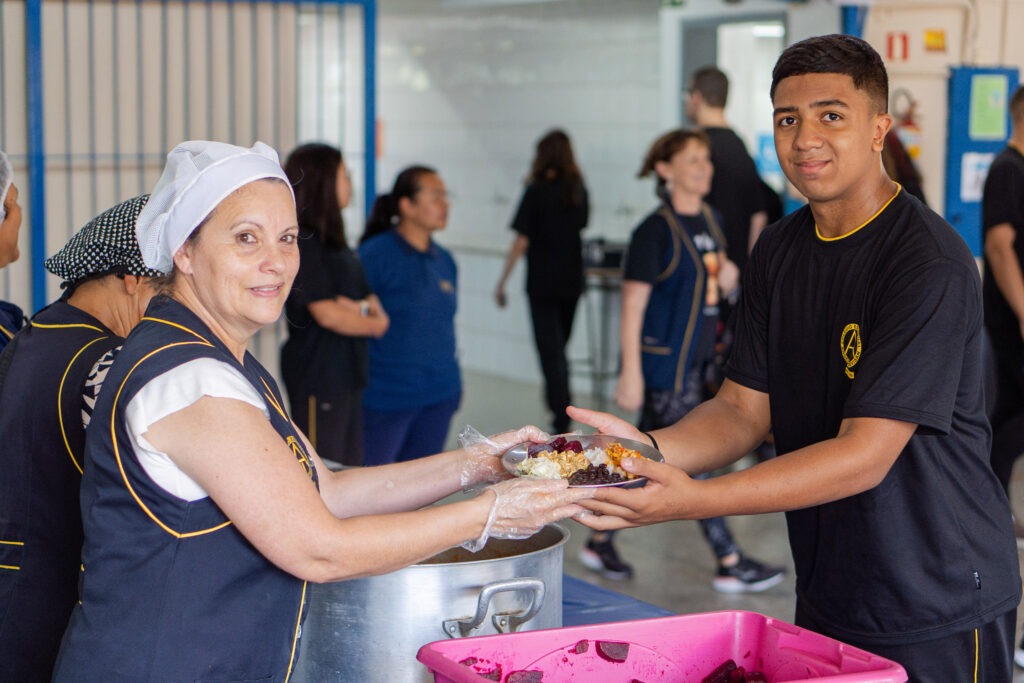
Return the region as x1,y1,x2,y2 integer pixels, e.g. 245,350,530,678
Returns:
448,369,1024,680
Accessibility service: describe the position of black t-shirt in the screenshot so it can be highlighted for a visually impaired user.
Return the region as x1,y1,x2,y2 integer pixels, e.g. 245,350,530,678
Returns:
281,229,373,395
982,144,1024,356
705,127,767,273
511,180,589,300
726,190,1020,645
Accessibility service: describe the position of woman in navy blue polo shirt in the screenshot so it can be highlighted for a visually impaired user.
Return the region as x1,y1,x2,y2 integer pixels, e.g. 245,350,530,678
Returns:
359,166,461,465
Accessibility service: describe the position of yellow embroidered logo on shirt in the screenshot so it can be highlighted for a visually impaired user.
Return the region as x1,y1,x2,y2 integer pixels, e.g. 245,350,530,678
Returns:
287,435,315,480
841,323,862,379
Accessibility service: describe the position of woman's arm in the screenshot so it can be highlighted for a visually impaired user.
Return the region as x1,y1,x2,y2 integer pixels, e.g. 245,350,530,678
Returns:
307,295,389,338
494,234,529,308
717,252,739,300
146,399,586,582
614,280,652,411
984,223,1024,339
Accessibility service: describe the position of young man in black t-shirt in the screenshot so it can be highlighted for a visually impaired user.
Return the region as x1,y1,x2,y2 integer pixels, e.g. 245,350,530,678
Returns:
982,85,1024,498
570,35,1020,680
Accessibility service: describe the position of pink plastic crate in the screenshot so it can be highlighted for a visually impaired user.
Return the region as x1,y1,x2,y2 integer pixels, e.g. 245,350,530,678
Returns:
417,610,907,682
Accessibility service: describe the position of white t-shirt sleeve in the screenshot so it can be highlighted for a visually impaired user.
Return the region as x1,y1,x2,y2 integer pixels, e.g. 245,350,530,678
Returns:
124,357,268,501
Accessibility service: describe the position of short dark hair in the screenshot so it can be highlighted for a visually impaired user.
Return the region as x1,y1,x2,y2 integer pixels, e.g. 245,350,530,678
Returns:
770,34,889,113
690,66,729,108
1010,85,1024,126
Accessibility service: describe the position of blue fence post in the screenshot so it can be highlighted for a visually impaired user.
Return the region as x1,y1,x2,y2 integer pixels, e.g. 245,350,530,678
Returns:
26,0,47,312
281,0,376,215
360,0,376,218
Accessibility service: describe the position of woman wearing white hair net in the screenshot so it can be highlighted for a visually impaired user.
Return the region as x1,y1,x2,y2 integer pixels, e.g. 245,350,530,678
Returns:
52,141,593,682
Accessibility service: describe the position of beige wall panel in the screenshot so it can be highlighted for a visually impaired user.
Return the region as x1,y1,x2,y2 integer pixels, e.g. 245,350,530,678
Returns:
975,0,1007,64
1005,1,1024,67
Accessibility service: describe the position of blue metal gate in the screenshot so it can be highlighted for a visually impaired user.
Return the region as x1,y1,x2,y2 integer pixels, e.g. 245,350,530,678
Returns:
1,0,375,343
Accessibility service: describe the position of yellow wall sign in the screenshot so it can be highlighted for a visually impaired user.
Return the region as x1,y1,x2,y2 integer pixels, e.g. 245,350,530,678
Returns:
923,29,947,52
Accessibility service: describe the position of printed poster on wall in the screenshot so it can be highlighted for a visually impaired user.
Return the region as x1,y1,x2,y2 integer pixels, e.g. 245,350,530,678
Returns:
960,152,995,202
969,74,1008,140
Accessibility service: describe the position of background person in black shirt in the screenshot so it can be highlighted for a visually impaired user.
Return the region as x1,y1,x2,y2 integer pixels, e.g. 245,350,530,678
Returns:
495,129,589,434
281,143,389,466
685,66,769,273
982,85,1024,502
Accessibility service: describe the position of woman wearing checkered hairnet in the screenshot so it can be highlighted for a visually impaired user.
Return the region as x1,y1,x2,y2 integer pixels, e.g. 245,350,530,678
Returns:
0,195,160,681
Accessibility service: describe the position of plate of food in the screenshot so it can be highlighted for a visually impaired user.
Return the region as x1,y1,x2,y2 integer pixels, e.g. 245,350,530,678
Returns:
502,433,664,488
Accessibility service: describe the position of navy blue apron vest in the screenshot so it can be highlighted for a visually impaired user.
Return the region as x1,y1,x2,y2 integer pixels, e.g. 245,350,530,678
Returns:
0,301,123,682
640,203,726,393
0,299,25,352
53,296,318,683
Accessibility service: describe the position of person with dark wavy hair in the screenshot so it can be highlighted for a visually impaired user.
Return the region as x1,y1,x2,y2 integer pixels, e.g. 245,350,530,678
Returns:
494,129,589,435
281,143,388,467
570,34,1019,680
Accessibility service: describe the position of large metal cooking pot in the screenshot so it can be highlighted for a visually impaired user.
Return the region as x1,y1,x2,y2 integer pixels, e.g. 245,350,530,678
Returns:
292,524,567,682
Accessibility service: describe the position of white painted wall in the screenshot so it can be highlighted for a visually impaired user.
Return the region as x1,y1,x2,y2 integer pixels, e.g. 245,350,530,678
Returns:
376,0,662,392
862,0,1024,218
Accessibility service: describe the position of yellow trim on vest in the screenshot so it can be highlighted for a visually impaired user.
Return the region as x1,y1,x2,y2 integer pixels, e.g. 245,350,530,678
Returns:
973,627,979,682
111,340,232,539
0,541,24,570
658,204,708,393
260,376,288,421
31,321,105,333
815,185,902,241
306,395,317,446
142,316,213,343
284,580,308,682
60,336,112,475
0,324,13,340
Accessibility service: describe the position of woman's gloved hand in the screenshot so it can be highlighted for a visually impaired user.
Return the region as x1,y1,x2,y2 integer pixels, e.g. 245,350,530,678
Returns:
462,477,595,552
457,425,550,489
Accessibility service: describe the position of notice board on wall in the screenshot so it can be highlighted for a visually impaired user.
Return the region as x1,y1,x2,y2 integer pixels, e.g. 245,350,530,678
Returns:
945,66,1019,256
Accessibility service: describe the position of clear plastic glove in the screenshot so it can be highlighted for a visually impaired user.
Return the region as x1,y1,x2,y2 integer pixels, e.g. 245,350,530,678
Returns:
457,424,550,490
461,477,595,552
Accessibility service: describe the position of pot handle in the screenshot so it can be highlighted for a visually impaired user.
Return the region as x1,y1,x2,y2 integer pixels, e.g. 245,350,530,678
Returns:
442,577,546,638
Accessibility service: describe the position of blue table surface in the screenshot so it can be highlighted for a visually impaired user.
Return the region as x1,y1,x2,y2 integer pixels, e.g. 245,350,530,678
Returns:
561,573,674,626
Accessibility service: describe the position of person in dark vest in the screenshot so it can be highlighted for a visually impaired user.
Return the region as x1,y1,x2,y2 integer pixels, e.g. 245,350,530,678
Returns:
0,195,161,681
579,129,783,592
52,140,593,682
